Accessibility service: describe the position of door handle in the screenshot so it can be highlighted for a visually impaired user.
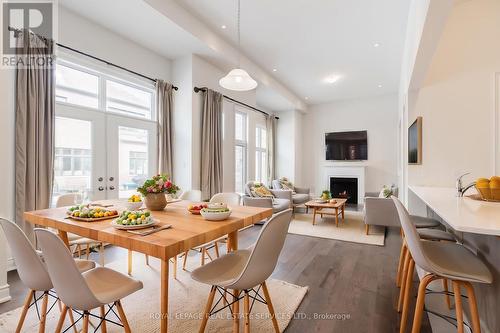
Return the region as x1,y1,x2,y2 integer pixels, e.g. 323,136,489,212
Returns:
98,177,103,182
109,177,114,181
98,186,104,191
109,186,115,191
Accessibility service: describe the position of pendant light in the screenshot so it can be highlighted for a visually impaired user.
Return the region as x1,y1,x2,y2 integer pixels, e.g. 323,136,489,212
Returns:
219,0,257,91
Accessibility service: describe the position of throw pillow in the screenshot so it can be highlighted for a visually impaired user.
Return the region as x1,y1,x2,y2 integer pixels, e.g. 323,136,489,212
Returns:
379,186,394,198
251,183,274,198
279,177,295,191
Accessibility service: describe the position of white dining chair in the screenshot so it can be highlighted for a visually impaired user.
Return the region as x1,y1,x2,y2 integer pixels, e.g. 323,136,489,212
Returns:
0,219,96,333
191,209,293,332
179,189,202,202
35,228,143,333
56,194,105,266
210,192,241,206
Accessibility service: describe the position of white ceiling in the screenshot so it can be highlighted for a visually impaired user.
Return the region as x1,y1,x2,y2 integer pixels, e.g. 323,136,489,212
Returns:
176,0,411,104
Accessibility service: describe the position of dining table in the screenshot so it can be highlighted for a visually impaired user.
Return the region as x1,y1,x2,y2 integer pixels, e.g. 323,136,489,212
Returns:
24,200,273,333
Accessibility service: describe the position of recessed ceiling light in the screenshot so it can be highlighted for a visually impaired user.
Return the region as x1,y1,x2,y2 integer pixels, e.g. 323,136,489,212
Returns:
378,84,383,88
323,75,342,84
305,97,309,100
272,68,277,72
374,43,380,47
221,25,227,29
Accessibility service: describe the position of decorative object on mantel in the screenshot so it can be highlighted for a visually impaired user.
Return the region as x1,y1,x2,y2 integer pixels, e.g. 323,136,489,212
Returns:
408,116,422,164
475,176,500,202
137,174,180,211
219,0,257,91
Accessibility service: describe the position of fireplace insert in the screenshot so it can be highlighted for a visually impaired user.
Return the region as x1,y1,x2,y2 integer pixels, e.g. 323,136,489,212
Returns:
330,177,358,204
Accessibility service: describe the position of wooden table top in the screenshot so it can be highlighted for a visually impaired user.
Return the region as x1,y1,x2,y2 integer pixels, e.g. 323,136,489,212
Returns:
24,200,273,260
305,198,347,208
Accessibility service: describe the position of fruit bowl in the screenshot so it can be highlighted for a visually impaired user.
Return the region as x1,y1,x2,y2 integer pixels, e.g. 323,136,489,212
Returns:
200,208,232,221
475,176,500,202
188,203,208,215
125,201,143,210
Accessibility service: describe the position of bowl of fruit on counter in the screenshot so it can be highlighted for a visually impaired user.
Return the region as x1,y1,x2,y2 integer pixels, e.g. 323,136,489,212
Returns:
187,203,208,215
111,210,157,230
125,194,143,210
67,205,119,222
200,203,232,221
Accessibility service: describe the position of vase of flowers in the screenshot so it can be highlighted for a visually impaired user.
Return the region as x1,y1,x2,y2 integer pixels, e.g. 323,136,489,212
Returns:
137,174,180,211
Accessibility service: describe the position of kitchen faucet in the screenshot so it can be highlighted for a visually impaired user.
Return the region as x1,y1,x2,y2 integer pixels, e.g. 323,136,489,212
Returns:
456,172,476,197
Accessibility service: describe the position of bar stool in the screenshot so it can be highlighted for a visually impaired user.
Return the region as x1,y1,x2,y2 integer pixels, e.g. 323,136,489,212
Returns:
392,197,493,333
396,228,457,314
396,215,442,288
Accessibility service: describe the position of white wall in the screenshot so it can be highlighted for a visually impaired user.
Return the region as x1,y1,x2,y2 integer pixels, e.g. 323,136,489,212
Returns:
302,95,399,196
276,109,304,186
408,0,500,187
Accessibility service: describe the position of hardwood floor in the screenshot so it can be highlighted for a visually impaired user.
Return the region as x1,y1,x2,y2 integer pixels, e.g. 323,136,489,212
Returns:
0,222,431,332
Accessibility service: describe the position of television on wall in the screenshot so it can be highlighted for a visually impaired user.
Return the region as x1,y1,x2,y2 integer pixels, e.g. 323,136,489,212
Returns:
325,131,368,161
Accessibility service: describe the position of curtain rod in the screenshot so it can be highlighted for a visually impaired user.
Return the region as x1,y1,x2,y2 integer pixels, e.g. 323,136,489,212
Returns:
193,86,279,119
8,26,178,91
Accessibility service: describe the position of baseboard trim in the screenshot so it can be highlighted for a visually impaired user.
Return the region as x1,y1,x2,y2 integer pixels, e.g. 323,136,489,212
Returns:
0,283,11,304
6,257,16,272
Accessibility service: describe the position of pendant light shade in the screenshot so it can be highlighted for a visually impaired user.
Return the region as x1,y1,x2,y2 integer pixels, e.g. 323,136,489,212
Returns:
219,0,258,91
219,68,257,91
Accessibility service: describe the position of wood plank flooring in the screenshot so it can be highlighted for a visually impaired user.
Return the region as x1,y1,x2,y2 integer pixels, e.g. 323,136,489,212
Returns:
0,219,431,332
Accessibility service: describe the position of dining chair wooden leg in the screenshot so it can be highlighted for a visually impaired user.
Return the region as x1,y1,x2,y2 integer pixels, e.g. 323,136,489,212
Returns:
442,279,451,310
16,289,34,333
462,281,481,333
116,300,132,333
400,258,415,333
173,256,178,279
365,224,369,235
452,281,464,333
411,274,438,333
183,251,189,270
99,243,104,267
38,291,49,333
214,242,220,258
54,304,68,333
86,244,90,260
127,250,132,275
233,290,240,333
396,241,407,287
100,305,107,333
262,281,279,333
199,286,216,333
67,308,78,333
77,245,82,259
243,291,250,333
397,250,410,312
82,312,89,333
145,254,149,266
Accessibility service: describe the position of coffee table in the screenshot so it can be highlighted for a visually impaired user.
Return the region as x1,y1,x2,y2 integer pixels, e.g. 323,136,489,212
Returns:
305,199,347,226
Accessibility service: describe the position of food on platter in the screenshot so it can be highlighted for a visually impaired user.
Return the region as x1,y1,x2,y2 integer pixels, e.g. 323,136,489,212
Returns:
114,210,154,226
67,205,118,220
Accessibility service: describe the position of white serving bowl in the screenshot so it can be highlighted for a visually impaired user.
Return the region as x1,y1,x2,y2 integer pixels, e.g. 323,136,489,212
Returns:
125,201,143,210
200,209,232,221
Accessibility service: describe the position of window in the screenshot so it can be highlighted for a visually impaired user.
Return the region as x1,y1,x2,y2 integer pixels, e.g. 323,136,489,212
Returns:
129,151,147,176
255,127,267,183
235,112,247,193
119,127,149,198
56,64,99,108
56,60,154,120
106,80,153,119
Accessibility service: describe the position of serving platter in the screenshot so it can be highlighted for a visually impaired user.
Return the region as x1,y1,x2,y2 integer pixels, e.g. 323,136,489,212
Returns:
66,213,119,222
110,218,158,230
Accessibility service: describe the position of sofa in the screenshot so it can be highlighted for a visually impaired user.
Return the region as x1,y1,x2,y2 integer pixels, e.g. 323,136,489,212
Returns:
271,179,310,212
242,181,291,214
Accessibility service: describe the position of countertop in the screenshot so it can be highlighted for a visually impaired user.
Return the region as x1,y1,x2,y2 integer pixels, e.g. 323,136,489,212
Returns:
409,186,500,236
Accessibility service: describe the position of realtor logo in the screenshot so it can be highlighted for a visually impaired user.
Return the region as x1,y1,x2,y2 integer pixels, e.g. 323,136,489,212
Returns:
2,1,55,68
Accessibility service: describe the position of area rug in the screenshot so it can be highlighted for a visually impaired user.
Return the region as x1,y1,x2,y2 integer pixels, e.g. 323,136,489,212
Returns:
0,252,308,332
288,211,385,246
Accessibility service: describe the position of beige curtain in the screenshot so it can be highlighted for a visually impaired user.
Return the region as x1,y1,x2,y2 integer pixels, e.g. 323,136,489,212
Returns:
156,80,174,177
201,89,223,200
15,30,55,239
266,114,277,184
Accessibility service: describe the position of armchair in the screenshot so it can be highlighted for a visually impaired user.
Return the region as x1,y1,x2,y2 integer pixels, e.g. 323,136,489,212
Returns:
364,187,400,234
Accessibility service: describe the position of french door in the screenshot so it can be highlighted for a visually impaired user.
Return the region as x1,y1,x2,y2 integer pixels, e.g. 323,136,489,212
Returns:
53,104,157,203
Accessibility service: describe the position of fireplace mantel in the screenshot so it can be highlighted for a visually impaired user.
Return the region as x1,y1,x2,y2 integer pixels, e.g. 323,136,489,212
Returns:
323,165,365,204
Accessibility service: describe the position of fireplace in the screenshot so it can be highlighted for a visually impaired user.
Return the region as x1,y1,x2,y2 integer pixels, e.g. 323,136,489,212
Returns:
330,177,358,204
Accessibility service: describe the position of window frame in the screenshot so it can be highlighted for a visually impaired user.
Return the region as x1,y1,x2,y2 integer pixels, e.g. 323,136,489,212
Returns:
55,57,156,123
255,126,267,183
234,111,248,193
